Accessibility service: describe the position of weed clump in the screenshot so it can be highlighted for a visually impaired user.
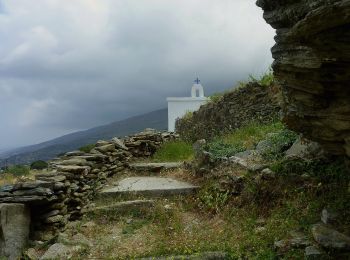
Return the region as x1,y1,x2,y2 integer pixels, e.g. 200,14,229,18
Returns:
248,68,274,87
198,183,230,213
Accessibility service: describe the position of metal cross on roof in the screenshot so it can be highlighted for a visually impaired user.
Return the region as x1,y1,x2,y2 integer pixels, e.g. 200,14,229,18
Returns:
194,77,200,84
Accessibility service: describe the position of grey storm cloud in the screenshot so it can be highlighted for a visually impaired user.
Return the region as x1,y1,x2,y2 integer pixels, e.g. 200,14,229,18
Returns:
0,0,275,148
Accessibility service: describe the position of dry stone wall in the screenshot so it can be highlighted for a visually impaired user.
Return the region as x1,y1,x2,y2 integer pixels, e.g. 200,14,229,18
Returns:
0,129,177,241
256,0,350,157
176,82,281,142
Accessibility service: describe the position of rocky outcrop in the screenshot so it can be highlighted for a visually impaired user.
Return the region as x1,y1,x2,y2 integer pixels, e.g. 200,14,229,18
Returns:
256,0,350,157
176,82,281,142
0,129,177,241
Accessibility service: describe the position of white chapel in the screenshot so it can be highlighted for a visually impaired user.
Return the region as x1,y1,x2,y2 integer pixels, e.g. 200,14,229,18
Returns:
167,78,209,132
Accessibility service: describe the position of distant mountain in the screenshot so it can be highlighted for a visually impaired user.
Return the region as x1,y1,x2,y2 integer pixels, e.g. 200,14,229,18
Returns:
0,108,168,167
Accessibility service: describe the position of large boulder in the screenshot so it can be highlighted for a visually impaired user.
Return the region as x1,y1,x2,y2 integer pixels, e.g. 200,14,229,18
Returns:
257,0,350,157
0,203,31,260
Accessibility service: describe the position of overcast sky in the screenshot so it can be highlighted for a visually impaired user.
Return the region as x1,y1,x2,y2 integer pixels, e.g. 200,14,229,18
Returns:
0,0,274,149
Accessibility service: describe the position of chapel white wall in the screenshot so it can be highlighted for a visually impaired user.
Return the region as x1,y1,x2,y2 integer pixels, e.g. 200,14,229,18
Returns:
167,98,208,132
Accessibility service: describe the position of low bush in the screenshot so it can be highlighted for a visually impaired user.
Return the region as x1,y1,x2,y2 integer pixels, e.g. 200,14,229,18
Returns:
30,160,48,170
152,141,194,162
258,129,298,161
79,143,95,153
206,141,245,159
270,157,349,182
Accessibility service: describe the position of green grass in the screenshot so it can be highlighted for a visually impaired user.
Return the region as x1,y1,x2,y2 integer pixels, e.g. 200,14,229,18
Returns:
222,121,284,148
152,141,194,162
207,121,285,158
69,153,349,259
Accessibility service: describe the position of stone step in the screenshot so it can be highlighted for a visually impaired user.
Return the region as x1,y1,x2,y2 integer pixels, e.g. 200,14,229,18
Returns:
128,162,183,172
99,177,198,198
138,251,229,260
84,200,155,214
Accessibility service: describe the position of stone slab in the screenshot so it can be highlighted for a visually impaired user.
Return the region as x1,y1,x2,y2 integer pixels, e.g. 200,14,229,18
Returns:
0,203,31,260
85,200,155,214
100,177,198,197
138,251,229,260
129,162,183,172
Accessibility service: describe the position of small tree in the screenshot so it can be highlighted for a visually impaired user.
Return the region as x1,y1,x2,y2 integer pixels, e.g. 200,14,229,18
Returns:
30,160,48,170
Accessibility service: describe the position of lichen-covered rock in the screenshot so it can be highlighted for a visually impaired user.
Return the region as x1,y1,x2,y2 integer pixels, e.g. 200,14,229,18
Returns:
285,137,326,160
312,223,350,251
321,208,339,225
256,0,350,157
112,137,128,150
304,246,325,259
40,243,82,260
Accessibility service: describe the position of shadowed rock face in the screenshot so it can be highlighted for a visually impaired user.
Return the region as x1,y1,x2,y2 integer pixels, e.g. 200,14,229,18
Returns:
256,0,350,157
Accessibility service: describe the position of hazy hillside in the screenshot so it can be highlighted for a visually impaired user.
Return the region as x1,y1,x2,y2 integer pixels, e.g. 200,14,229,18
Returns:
0,108,167,167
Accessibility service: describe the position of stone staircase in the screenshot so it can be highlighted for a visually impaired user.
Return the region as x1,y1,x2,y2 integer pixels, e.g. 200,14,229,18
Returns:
85,161,220,259
100,176,198,198
38,161,229,259
98,162,197,198
129,162,184,172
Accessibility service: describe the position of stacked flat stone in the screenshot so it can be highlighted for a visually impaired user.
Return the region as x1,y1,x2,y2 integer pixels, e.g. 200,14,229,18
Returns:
0,177,68,240
124,129,178,157
0,129,177,241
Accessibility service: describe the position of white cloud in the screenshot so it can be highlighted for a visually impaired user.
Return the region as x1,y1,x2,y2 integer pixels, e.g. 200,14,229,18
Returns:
19,98,57,127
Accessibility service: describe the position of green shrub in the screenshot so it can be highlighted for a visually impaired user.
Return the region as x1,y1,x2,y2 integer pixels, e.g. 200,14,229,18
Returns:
152,141,194,162
79,143,95,153
30,160,48,170
270,157,349,181
6,165,30,176
259,129,298,161
207,141,245,159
